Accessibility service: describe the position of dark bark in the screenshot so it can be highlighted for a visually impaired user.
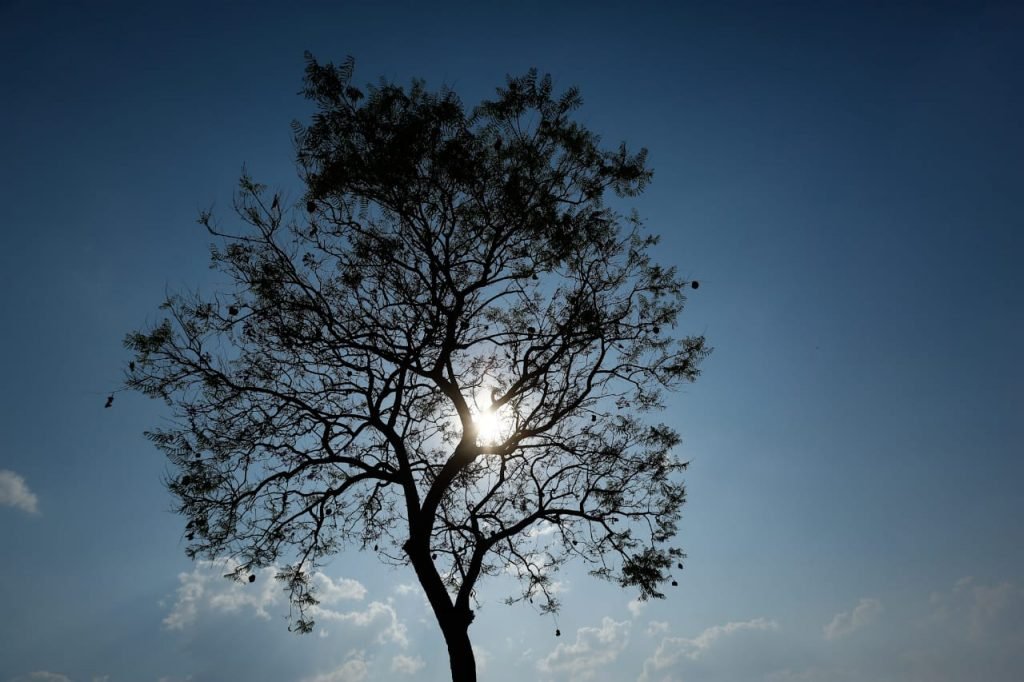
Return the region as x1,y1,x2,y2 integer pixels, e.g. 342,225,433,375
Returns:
407,533,477,682
440,615,476,682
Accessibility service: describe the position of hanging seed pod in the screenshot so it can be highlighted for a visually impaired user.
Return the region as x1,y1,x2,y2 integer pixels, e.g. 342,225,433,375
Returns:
671,580,678,587
374,544,379,551
555,629,561,637
306,200,316,213
591,415,596,422
431,553,437,560
691,281,699,289
228,305,239,316
248,574,256,583
677,563,683,569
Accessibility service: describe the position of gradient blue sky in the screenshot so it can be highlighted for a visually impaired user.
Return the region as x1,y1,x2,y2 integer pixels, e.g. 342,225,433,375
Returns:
1,2,1022,681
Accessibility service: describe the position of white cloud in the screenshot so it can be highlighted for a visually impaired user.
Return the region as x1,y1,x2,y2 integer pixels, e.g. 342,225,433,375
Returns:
301,654,368,682
163,559,281,629
627,597,646,618
646,620,669,636
766,667,859,682
394,583,418,596
629,578,1024,682
0,469,39,514
929,576,1024,643
25,674,71,682
162,559,401,647
390,654,425,675
314,572,367,603
312,600,409,647
639,617,778,681
538,617,630,681
527,522,559,538
823,598,882,640
473,643,490,672
8,674,76,682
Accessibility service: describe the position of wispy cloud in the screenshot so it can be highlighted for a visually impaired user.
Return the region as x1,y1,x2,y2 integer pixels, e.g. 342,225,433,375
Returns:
163,559,281,629
9,673,72,682
823,597,882,640
538,616,630,681
163,558,395,649
639,617,779,681
316,573,368,603
473,643,490,672
301,652,368,682
645,620,669,636
627,597,646,617
929,576,1024,642
390,654,425,675
313,600,409,647
393,582,418,596
0,469,39,514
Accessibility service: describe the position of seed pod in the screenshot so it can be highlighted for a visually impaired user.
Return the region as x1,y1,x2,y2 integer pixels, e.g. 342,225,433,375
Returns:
306,200,316,213
691,281,699,289
248,574,256,583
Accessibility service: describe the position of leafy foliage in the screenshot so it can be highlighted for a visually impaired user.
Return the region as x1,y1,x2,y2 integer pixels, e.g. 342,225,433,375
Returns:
126,54,709,634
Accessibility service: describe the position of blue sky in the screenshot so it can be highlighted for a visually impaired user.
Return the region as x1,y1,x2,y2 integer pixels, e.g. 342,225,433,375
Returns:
1,2,1022,681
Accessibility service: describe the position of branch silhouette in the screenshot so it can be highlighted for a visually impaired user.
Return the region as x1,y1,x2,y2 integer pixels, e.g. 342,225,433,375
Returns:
125,54,709,682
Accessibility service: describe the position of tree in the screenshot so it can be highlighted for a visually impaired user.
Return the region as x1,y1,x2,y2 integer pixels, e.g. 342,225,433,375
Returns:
125,54,709,682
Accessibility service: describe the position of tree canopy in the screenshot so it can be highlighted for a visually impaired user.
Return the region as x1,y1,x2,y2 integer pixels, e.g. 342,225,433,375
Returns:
126,54,708,682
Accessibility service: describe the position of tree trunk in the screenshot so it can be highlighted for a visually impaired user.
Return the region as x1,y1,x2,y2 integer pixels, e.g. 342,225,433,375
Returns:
440,615,477,682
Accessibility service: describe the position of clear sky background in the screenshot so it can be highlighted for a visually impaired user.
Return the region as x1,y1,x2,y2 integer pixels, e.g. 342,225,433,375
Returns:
1,2,1022,681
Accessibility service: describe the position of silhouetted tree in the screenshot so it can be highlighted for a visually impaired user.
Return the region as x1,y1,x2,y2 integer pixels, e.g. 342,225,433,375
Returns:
126,54,708,682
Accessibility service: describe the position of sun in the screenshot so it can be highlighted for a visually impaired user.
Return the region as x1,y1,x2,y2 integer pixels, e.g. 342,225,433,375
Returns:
472,390,508,445
473,407,504,445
